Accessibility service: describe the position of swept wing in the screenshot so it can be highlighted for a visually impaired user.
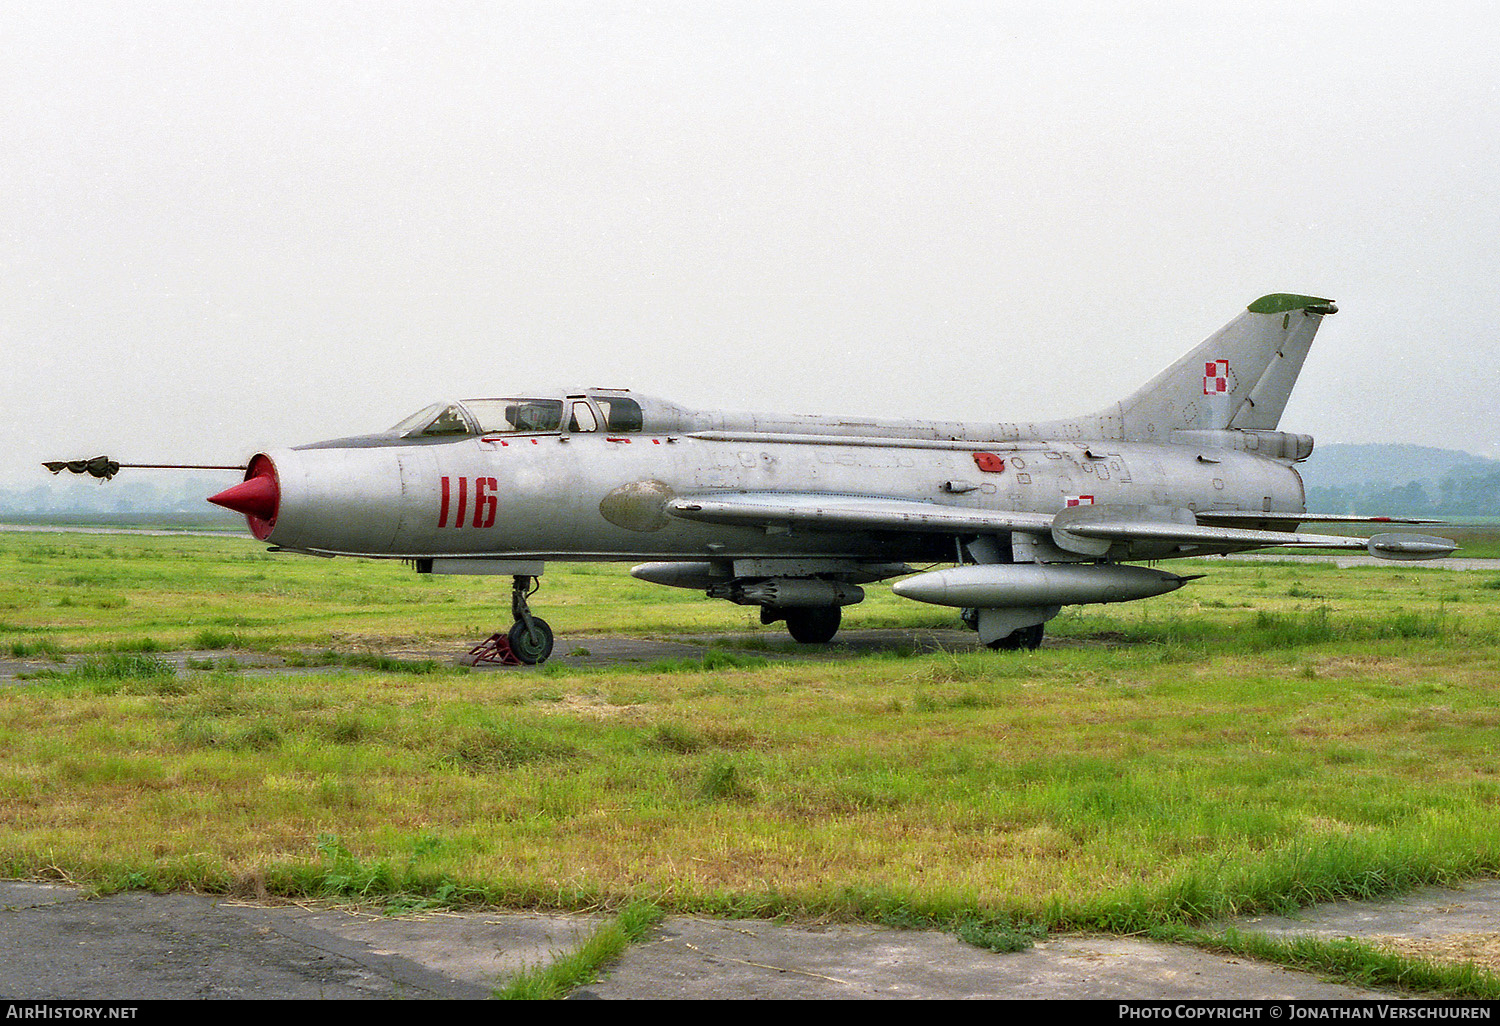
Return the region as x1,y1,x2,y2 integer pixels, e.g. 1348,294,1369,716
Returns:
666,492,1456,561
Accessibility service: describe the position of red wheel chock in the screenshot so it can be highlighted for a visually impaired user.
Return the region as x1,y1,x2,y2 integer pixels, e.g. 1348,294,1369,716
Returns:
467,633,524,666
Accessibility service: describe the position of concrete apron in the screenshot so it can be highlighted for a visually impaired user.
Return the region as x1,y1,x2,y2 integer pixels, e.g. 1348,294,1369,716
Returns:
5,879,1500,1000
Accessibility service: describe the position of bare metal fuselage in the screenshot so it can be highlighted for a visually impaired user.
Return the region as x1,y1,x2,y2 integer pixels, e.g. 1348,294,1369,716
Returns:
259,432,1305,562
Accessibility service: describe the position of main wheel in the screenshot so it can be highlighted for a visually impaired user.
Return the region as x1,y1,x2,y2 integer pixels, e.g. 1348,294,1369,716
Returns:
986,623,1044,652
784,606,841,644
507,617,554,664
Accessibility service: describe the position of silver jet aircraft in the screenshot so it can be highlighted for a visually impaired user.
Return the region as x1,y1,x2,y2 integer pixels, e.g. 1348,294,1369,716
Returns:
204,293,1455,663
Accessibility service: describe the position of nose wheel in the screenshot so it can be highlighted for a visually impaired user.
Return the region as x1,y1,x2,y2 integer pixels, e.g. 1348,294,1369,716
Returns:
469,576,554,665
507,575,554,664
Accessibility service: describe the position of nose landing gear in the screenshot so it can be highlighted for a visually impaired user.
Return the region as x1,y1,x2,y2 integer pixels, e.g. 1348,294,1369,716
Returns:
506,575,554,664
468,575,554,665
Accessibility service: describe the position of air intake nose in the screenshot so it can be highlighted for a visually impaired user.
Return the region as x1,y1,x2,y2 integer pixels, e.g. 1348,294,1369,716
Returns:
209,454,280,540
209,475,276,519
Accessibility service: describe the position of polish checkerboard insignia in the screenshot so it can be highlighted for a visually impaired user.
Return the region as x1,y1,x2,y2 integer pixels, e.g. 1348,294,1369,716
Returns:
1203,359,1230,395
1065,495,1095,507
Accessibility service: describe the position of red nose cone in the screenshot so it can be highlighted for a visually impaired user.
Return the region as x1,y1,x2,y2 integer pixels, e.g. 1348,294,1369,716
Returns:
209,454,279,540
209,476,277,519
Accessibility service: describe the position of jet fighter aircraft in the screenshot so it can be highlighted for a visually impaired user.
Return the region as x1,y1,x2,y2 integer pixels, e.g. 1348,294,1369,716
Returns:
199,293,1453,663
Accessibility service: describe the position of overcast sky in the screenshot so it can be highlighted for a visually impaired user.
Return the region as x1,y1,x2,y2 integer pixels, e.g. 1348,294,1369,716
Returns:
3,1,1498,492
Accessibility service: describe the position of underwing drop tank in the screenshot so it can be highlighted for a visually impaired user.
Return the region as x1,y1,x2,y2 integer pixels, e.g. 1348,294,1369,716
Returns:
891,562,1193,608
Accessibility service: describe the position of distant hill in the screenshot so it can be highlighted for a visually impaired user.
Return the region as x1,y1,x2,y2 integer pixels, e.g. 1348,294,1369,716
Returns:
1298,444,1500,490
1300,443,1500,517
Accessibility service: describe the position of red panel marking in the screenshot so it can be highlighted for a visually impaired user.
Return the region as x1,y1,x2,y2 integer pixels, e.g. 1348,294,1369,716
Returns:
972,452,1005,473
473,477,497,529
1065,495,1095,507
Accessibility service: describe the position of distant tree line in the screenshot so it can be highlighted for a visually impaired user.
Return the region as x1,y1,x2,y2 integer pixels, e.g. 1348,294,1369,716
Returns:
0,476,243,528
1307,470,1500,517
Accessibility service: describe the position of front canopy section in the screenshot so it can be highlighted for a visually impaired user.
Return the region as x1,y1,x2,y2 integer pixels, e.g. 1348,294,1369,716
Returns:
382,393,662,441
388,401,475,437
388,398,569,438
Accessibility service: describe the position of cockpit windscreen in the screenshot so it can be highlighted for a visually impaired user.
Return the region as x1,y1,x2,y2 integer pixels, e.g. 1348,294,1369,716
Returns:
464,398,564,434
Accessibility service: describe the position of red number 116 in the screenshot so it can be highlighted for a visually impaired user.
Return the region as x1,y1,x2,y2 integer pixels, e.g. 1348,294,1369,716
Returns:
439,477,497,529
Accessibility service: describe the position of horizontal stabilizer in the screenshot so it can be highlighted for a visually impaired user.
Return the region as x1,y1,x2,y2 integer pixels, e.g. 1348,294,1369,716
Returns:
1196,511,1445,527
1053,507,1457,560
1056,516,1370,552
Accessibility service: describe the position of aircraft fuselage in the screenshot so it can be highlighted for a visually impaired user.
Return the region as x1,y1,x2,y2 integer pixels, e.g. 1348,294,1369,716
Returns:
256,432,1305,562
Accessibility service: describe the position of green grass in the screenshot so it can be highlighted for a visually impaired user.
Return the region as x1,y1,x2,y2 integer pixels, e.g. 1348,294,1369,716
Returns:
3,530,1500,995
1153,924,1500,999
494,901,663,999
1422,524,1500,559
0,532,785,652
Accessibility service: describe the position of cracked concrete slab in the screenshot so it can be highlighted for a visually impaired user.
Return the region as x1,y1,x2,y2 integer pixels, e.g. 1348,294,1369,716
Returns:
10,878,1497,1000
0,883,597,1000
572,917,1390,1000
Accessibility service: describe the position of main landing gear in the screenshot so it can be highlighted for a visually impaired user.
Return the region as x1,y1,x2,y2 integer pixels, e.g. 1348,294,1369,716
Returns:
763,605,842,644
986,623,1045,651
469,575,554,666
961,607,1046,652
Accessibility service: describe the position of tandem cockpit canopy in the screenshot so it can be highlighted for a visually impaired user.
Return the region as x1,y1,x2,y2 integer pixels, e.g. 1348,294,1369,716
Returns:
387,393,654,438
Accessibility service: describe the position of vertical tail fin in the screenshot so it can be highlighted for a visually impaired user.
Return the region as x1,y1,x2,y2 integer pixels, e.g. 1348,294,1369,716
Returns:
1113,293,1336,440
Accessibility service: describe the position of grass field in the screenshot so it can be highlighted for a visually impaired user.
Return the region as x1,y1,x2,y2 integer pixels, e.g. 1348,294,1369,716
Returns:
2,530,1499,995
1427,523,1500,559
